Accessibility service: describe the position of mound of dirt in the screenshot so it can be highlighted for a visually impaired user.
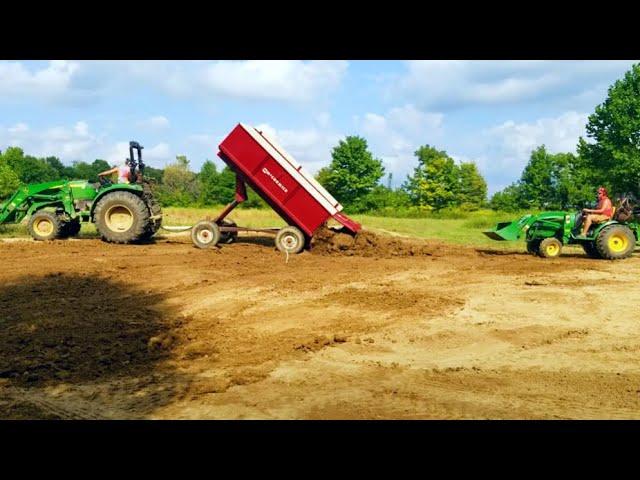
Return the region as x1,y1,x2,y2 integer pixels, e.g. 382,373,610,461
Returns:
310,225,439,257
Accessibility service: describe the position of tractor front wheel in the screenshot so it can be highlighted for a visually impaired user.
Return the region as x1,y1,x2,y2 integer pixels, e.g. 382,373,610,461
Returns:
595,224,635,260
28,211,62,241
93,191,150,244
538,237,562,258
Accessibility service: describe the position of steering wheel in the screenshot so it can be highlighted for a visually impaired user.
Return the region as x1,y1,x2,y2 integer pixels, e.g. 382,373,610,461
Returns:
99,176,113,187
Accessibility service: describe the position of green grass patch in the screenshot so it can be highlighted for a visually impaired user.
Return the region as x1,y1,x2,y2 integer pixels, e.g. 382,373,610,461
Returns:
162,206,286,229
350,214,516,248
0,224,27,238
0,206,530,250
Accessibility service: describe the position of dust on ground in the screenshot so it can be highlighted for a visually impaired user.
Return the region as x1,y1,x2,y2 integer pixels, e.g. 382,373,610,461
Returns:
1,231,640,419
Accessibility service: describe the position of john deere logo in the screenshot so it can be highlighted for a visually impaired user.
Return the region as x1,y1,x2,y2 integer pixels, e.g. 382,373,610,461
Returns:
262,167,288,193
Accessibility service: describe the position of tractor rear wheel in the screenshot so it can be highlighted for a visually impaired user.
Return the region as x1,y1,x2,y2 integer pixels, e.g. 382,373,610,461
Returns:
93,191,150,244
275,226,306,254
595,224,635,260
538,237,562,258
526,239,541,255
191,221,220,249
28,211,62,241
582,242,602,259
140,187,163,240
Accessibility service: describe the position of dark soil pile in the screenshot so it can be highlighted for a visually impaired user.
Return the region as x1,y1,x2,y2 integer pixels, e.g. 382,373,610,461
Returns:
310,225,439,257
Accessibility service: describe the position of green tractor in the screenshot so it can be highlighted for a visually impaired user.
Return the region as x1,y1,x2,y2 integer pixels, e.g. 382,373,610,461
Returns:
483,195,640,260
0,141,162,243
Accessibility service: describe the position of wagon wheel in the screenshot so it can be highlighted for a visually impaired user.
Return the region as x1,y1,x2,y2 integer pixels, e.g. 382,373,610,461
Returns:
275,226,305,254
191,221,221,249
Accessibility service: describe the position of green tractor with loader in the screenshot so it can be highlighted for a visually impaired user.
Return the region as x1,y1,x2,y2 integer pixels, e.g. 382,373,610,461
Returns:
484,195,640,259
0,141,162,243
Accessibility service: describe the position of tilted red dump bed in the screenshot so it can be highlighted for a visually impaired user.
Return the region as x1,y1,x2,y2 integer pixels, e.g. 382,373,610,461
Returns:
218,123,361,237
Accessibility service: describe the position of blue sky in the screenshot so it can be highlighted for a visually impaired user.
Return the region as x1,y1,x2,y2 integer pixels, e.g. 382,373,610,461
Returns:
0,60,636,195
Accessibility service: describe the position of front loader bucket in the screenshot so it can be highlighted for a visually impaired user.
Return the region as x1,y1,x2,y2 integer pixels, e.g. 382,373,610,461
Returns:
483,222,521,241
483,215,533,241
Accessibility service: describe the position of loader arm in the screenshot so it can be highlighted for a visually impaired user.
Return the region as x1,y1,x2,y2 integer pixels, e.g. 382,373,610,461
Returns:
0,181,77,225
0,187,30,225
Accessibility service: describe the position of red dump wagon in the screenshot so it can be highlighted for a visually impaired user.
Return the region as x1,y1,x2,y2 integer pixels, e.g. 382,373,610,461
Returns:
191,123,361,253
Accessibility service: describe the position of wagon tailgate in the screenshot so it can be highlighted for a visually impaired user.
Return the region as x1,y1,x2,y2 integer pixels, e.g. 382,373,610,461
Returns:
332,212,362,234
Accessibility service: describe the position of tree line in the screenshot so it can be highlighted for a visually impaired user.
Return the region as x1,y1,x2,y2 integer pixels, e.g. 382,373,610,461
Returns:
2,63,639,214
491,63,640,211
0,137,489,213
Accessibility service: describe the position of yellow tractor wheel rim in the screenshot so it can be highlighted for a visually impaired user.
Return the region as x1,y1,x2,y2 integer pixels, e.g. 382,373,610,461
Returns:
35,218,54,236
105,205,134,232
546,243,560,256
608,233,628,253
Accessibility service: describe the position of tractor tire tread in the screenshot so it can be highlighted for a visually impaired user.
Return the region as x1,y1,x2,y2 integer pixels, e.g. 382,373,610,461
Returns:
595,224,635,260
538,237,562,258
28,211,62,241
94,191,150,244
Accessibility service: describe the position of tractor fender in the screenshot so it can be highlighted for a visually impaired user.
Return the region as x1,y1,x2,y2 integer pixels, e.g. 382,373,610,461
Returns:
591,220,621,238
592,219,640,241
89,184,145,220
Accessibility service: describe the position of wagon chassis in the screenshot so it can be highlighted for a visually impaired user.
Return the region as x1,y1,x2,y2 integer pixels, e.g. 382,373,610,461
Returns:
191,171,308,254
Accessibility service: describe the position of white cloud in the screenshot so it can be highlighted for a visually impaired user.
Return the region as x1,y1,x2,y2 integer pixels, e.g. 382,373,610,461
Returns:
487,111,587,160
105,141,171,166
253,123,344,174
0,60,349,106
138,115,170,129
188,133,216,146
202,61,348,102
145,143,171,162
0,61,80,102
357,104,445,184
391,60,636,110
315,112,331,128
479,111,589,193
0,121,101,160
105,142,131,165
0,121,172,167
8,123,29,135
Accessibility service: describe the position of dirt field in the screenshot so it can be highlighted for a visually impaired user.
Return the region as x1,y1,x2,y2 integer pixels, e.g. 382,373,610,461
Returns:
1,231,640,419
